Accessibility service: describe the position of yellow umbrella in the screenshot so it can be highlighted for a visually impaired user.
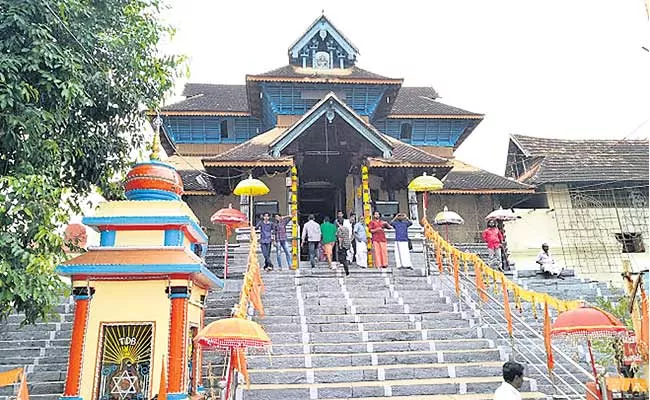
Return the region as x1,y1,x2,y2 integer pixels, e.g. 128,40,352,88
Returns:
408,172,443,218
408,172,443,191
233,175,270,197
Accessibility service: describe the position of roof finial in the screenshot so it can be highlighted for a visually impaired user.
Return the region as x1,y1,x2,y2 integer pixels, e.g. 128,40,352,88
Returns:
321,9,325,16
151,113,163,161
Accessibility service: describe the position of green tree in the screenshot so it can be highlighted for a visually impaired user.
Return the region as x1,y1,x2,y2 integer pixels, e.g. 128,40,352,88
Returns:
0,0,183,324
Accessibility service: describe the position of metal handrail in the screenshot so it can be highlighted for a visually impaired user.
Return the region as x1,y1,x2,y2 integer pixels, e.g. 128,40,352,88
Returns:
423,239,599,399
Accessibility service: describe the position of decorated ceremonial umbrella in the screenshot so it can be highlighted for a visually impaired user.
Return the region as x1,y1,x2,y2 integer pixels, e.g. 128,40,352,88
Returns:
485,207,519,221
551,306,627,378
233,175,270,224
408,172,444,219
433,206,464,241
195,317,271,397
211,204,248,280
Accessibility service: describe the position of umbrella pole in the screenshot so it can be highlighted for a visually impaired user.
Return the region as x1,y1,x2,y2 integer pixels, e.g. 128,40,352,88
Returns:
422,192,428,220
224,234,229,281
445,225,449,242
586,339,599,380
224,348,234,399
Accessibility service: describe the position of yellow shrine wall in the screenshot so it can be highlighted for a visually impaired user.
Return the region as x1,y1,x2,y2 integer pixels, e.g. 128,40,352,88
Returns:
79,279,170,400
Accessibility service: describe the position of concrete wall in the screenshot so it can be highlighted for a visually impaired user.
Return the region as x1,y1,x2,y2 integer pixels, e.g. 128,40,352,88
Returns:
426,194,499,243
507,184,649,275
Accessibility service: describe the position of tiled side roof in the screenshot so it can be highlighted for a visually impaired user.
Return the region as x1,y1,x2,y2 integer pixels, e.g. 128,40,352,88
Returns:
248,65,401,82
388,87,482,117
178,170,215,193
161,84,249,113
437,160,533,192
511,134,649,184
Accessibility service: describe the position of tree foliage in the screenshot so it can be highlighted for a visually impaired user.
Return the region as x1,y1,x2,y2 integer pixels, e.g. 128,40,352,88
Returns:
0,0,183,323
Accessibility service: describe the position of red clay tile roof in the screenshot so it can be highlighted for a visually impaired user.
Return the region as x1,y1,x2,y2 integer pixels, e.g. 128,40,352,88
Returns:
510,134,649,184
388,87,482,117
247,65,401,83
161,84,249,114
65,247,202,265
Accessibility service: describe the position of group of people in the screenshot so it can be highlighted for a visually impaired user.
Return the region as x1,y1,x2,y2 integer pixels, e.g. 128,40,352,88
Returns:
255,210,415,276
482,220,564,278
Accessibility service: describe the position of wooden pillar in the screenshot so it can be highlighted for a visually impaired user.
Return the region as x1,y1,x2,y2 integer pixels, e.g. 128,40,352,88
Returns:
62,287,94,399
167,286,189,397
290,166,299,270
361,165,373,268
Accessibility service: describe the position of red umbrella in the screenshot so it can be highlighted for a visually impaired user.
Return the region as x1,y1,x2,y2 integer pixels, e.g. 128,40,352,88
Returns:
211,204,247,279
551,306,627,378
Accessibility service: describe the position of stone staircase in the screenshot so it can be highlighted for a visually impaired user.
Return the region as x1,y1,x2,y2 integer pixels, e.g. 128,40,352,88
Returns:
0,239,619,400
220,261,547,400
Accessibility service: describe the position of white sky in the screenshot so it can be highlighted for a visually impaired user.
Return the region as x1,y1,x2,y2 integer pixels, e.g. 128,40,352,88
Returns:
161,0,650,175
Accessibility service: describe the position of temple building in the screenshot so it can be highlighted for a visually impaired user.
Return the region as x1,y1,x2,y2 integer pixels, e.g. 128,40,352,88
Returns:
157,14,533,245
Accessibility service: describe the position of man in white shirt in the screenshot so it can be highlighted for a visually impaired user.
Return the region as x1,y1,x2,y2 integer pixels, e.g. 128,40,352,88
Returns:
536,243,564,279
494,361,524,400
301,214,321,268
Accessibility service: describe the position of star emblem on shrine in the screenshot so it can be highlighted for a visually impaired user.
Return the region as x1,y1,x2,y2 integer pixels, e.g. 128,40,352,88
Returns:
111,370,138,399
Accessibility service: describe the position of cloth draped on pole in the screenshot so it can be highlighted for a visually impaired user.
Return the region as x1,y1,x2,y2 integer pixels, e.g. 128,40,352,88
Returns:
544,302,554,372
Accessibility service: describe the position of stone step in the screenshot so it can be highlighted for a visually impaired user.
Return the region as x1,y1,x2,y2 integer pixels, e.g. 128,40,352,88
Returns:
242,376,535,399
269,339,494,355
255,311,467,325
245,348,501,369
319,392,547,400
0,322,71,333
263,318,475,334
0,381,63,396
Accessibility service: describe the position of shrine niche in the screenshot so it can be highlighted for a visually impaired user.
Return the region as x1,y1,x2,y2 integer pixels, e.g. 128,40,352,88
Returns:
96,323,154,400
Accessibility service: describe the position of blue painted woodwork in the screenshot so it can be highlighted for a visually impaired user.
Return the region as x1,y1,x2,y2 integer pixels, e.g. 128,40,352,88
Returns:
83,216,209,244
164,229,184,246
270,93,392,158
374,119,473,147
169,293,191,299
126,188,181,201
56,263,224,288
289,16,358,68
164,116,261,144
260,83,387,118
100,230,116,247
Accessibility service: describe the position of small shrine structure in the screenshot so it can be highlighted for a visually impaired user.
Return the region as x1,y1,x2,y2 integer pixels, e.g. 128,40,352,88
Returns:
56,142,223,400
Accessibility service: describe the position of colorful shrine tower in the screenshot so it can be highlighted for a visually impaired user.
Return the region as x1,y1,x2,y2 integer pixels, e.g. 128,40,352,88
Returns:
56,145,223,400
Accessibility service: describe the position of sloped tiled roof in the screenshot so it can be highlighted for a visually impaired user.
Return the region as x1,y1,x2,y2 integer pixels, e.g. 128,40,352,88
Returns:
161,84,249,114
510,134,649,184
388,87,483,117
203,127,292,165
440,161,534,193
247,65,401,83
178,170,215,193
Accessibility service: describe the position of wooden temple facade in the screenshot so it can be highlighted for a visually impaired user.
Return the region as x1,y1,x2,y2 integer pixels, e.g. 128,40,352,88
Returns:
157,15,534,245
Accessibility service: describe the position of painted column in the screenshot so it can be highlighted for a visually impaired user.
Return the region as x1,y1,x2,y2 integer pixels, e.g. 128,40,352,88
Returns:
168,286,189,399
290,166,299,270
62,286,94,400
361,165,373,268
407,171,421,226
239,194,250,225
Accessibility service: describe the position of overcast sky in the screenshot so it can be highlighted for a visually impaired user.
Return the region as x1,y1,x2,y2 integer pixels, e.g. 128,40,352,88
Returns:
160,0,650,175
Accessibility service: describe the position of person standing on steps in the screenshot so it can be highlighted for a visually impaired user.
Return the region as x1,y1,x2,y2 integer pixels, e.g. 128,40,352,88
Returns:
482,220,504,269
336,220,351,277
369,210,391,269
391,212,413,270
336,210,354,265
494,361,525,400
301,214,321,268
272,213,292,270
320,216,337,269
348,213,358,264
256,212,274,271
353,214,368,268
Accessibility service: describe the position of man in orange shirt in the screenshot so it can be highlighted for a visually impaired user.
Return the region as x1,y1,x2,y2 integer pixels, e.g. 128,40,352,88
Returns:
369,211,391,269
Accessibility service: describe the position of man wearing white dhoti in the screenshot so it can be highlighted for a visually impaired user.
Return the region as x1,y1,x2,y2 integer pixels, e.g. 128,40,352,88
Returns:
353,217,368,268
391,212,413,270
536,243,564,279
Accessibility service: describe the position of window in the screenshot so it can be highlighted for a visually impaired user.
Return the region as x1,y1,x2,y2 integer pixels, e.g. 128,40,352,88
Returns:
615,233,645,253
220,119,229,140
400,123,412,141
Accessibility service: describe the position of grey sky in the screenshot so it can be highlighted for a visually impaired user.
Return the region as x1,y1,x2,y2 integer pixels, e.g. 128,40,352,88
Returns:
161,0,650,175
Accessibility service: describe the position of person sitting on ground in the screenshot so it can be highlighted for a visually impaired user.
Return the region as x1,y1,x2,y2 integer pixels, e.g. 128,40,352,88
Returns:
494,361,525,400
320,216,337,269
536,243,564,279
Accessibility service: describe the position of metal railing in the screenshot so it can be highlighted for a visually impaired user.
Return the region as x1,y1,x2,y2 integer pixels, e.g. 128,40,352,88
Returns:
423,238,599,399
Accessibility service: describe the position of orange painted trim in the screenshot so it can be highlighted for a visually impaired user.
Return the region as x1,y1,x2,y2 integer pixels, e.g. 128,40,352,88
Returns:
63,297,90,396
386,114,484,119
151,111,252,117
246,75,403,85
435,189,535,194
168,297,188,393
366,161,449,168
183,191,215,196
203,160,294,167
